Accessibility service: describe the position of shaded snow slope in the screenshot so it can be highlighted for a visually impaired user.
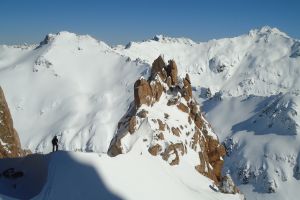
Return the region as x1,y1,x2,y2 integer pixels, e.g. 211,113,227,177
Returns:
0,150,243,200
0,31,148,153
203,94,300,200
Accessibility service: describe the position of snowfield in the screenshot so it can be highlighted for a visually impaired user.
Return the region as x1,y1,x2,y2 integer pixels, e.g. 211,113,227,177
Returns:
0,150,242,200
0,26,300,200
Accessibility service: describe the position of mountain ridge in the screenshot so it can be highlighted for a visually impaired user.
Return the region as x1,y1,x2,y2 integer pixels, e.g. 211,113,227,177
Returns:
0,26,300,200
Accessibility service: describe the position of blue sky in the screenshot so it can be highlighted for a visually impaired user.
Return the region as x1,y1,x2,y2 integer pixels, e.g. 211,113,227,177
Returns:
0,0,299,45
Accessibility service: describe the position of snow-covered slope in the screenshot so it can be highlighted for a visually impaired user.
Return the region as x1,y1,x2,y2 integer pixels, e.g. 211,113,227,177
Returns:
114,26,300,200
0,150,243,200
115,26,300,96
0,31,147,153
1,26,300,200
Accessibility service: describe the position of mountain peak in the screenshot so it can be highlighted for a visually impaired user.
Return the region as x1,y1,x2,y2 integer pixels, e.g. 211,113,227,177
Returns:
151,34,196,45
36,31,110,50
248,26,289,38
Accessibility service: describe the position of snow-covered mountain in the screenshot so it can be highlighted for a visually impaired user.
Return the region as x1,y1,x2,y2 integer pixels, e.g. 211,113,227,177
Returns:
0,26,300,200
114,26,300,200
0,31,147,153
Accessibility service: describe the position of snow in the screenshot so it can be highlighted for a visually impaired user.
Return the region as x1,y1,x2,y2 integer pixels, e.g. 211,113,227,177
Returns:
1,26,300,200
0,150,242,200
0,31,148,153
114,26,300,200
115,26,300,97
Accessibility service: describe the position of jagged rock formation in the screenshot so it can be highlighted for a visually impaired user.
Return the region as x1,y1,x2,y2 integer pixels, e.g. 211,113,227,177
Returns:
108,56,230,185
0,87,25,158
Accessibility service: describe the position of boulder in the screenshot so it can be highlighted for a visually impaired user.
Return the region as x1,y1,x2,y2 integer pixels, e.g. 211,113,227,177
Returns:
148,144,162,156
177,103,189,113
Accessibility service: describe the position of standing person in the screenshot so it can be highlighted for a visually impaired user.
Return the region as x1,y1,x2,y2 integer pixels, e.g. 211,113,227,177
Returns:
51,135,58,152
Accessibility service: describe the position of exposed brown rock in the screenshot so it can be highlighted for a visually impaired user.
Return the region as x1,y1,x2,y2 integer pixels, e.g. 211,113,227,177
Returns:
148,144,162,156
211,160,224,182
108,57,235,190
128,116,137,134
150,80,163,102
205,136,226,182
157,132,164,140
191,129,201,151
162,143,185,165
171,127,181,137
194,114,203,129
134,79,153,107
150,55,167,81
166,76,172,87
190,104,198,115
177,103,189,113
0,87,25,158
182,74,193,101
157,119,165,131
166,60,178,86
195,152,206,174
108,137,123,157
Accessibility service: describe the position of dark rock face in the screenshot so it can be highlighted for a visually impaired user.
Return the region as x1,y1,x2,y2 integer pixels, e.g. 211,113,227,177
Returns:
150,55,167,81
0,87,25,158
166,60,178,86
182,74,192,101
108,57,236,190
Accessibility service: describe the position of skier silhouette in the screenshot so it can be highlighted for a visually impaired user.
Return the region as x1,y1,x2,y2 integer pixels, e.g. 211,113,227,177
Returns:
52,135,59,152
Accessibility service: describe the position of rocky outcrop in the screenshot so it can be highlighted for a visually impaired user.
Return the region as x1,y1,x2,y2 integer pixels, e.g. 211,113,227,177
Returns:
0,87,25,158
108,56,237,190
166,60,178,86
134,79,153,107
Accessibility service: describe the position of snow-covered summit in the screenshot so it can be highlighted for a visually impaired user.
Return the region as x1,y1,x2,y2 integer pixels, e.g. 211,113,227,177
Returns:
248,26,290,38
36,31,111,51
116,26,300,97
152,34,196,45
